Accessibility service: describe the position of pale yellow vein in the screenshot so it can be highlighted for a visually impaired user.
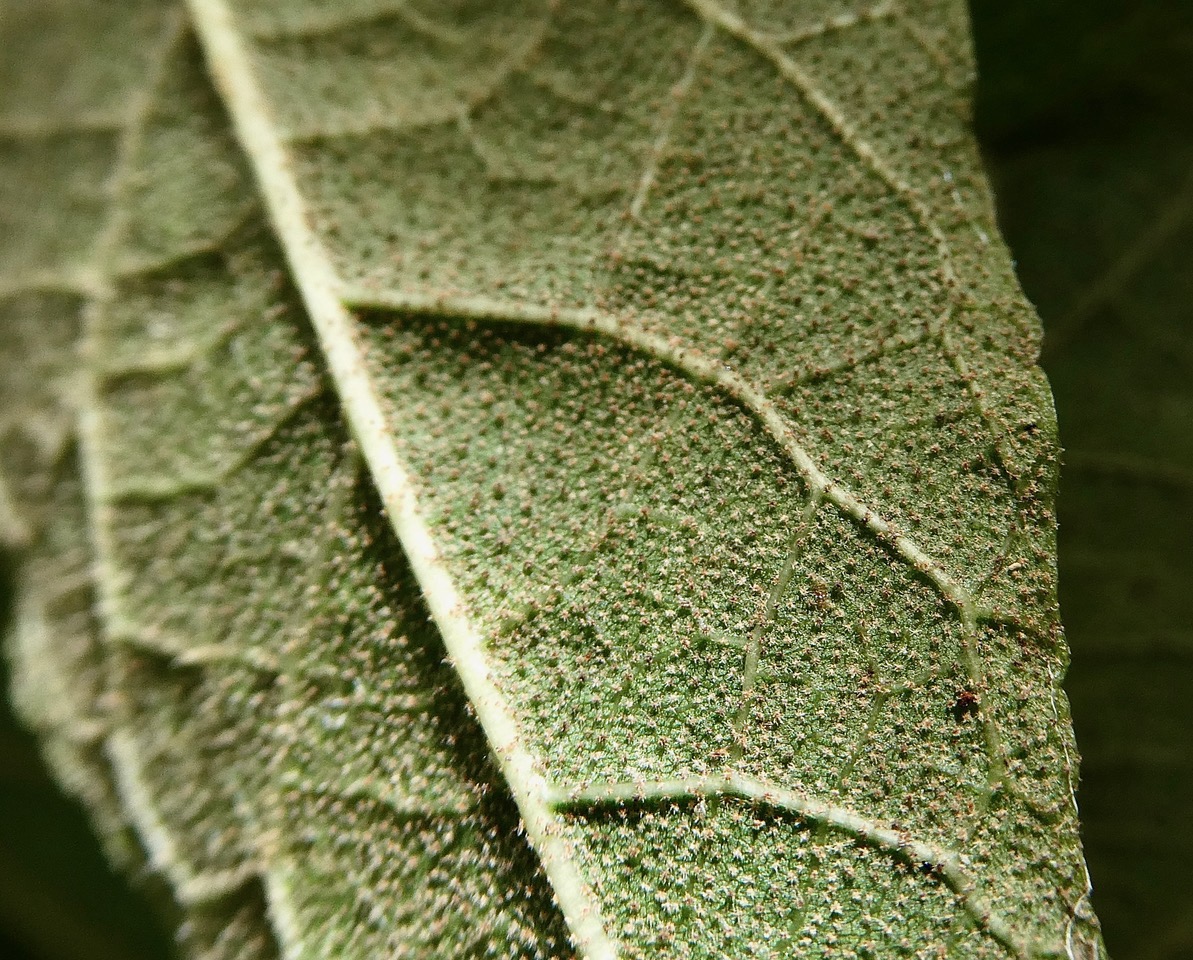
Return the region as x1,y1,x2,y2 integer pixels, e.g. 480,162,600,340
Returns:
345,285,1015,797
186,2,620,956
548,771,1048,960
731,489,823,756
343,287,985,623
627,22,715,221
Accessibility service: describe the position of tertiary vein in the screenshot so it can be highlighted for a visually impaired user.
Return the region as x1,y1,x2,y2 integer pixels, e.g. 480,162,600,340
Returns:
681,0,1020,488
65,4,231,902
343,283,1014,802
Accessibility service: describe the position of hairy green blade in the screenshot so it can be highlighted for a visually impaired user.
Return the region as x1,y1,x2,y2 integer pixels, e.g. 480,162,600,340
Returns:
1,0,1107,957
0,3,281,957
187,0,1103,955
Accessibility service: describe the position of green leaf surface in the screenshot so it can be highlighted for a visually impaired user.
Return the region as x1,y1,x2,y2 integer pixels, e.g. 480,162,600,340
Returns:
1,0,1106,957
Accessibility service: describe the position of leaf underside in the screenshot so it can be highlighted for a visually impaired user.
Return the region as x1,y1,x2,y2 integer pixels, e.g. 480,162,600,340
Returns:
0,1,1106,958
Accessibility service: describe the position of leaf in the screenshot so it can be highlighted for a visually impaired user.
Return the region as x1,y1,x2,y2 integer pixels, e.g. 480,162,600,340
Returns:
974,1,1193,955
1,0,1106,957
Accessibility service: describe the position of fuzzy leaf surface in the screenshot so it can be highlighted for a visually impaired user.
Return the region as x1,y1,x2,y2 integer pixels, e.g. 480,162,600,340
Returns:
0,0,1106,957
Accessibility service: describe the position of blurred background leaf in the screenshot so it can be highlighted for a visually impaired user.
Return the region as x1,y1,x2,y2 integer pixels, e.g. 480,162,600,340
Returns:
1,1,1190,957
0,554,172,960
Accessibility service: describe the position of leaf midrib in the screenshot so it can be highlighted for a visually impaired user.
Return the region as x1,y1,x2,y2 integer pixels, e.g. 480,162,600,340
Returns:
66,0,242,910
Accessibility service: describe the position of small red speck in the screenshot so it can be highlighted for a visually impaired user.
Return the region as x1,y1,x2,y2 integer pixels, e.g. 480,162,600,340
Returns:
951,689,980,721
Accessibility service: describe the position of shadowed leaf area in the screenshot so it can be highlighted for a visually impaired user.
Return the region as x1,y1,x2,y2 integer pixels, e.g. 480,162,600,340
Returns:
0,553,171,960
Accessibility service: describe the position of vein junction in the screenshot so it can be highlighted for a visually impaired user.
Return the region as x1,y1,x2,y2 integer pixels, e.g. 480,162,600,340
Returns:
343,283,1013,793
341,284,1049,955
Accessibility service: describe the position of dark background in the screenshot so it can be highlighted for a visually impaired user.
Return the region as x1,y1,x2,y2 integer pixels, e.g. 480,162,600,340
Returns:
2,0,1190,957
976,0,1193,956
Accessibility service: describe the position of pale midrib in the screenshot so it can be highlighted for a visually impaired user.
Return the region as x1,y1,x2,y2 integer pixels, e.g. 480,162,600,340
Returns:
336,0,1012,640
183,2,618,959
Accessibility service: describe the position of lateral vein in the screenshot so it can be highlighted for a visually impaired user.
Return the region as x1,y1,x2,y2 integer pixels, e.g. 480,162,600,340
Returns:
345,284,1015,799
549,772,1039,959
